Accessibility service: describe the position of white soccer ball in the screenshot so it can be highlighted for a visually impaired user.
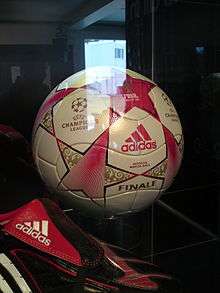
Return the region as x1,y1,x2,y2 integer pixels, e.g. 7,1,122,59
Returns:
32,67,183,217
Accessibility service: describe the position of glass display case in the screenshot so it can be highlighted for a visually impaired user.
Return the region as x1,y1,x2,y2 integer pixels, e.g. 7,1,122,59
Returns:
0,0,219,292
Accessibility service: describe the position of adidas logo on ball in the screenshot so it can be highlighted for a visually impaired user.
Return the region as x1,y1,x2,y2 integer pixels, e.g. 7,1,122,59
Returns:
15,220,51,246
121,124,157,152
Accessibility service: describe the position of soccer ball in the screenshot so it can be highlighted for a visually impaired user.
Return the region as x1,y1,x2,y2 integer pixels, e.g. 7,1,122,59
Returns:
32,67,183,216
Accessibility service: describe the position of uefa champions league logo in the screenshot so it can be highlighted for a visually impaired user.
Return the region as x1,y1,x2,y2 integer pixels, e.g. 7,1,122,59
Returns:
33,67,183,215
72,97,87,113
60,97,88,132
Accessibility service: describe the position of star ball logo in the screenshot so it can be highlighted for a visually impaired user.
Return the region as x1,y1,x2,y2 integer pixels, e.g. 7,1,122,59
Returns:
72,97,87,113
61,97,88,132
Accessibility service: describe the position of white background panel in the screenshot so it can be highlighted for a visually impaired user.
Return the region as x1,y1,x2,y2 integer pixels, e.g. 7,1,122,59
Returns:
70,143,91,153
58,190,105,216
37,129,59,164
105,175,163,197
56,155,67,180
149,86,182,136
105,191,136,214
38,158,60,188
57,183,87,198
123,107,149,120
108,144,167,174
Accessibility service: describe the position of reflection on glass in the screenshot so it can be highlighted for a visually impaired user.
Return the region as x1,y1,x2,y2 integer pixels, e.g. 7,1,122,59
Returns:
85,39,126,69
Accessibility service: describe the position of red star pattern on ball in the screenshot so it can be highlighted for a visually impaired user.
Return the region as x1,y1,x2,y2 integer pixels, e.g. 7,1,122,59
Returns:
38,71,179,202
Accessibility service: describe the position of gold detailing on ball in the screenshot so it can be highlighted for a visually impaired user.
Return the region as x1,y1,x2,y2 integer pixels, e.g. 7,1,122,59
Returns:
72,97,87,113
105,166,131,185
148,160,167,178
42,111,53,133
59,142,82,169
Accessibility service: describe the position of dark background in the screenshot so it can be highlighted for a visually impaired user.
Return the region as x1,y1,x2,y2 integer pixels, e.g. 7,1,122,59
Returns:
126,1,220,292
0,0,219,292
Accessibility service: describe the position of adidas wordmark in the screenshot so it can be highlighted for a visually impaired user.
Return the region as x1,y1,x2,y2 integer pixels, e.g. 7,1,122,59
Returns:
121,124,157,152
15,220,51,246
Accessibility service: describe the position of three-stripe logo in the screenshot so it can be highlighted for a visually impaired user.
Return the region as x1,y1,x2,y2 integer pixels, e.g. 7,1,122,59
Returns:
121,124,157,152
0,253,31,293
23,220,48,236
15,220,51,246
